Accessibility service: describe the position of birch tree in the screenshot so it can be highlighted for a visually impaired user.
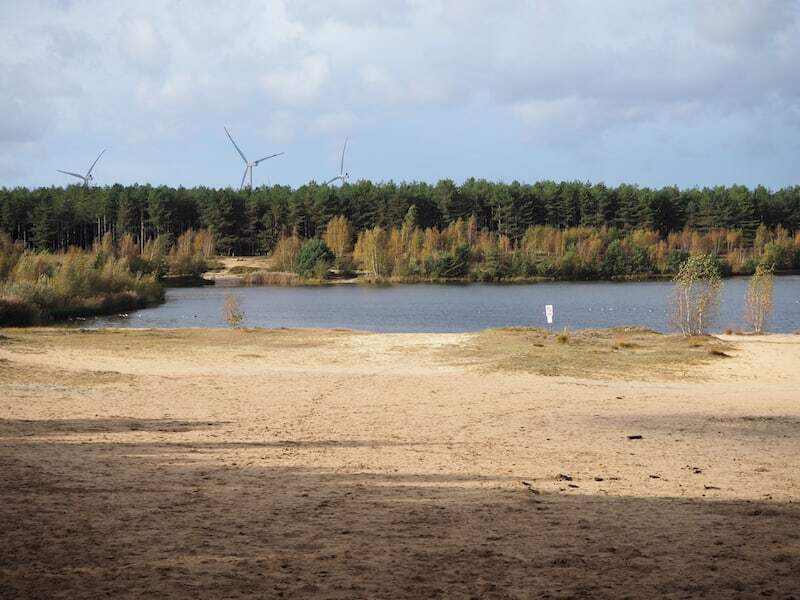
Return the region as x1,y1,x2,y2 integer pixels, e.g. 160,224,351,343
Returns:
745,263,774,333
672,254,722,336
354,227,390,279
322,215,352,269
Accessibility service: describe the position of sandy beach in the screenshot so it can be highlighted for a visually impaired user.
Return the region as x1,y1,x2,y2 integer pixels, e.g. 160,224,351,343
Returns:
1,328,799,598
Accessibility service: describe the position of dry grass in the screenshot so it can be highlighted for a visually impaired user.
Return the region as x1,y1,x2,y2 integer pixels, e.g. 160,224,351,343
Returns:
2,326,736,384
202,256,275,283
611,335,640,350
228,265,261,275
242,270,302,286
0,327,345,357
449,327,735,380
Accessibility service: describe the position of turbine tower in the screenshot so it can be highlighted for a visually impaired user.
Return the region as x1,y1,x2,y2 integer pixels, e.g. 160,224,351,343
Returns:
224,127,283,190
57,149,106,186
326,137,350,185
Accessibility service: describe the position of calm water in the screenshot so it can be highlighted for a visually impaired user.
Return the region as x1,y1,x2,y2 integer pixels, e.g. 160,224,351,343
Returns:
84,276,800,333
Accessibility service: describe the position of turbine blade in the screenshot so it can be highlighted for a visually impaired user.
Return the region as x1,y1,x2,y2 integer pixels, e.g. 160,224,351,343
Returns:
86,149,106,176
225,127,248,163
254,152,284,165
325,176,341,185
340,137,348,175
57,170,85,180
240,166,248,190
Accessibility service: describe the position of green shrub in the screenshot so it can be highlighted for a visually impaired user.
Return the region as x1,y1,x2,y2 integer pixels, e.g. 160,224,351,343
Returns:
602,240,627,277
509,252,535,277
396,262,424,278
295,239,334,278
424,244,470,278
708,254,731,277
312,259,331,279
761,242,788,270
629,246,654,274
668,249,690,273
476,248,509,281
740,257,757,275
168,254,207,277
536,260,556,277
791,249,800,269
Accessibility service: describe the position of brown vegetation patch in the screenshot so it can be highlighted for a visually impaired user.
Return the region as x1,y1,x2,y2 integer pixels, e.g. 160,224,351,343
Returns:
243,270,302,286
449,328,735,380
227,265,261,275
0,327,347,357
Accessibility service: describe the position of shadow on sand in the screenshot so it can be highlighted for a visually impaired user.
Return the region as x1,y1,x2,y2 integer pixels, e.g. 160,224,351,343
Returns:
1,418,799,599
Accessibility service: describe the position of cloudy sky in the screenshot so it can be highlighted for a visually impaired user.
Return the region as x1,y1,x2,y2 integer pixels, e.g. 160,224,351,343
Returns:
1,0,798,189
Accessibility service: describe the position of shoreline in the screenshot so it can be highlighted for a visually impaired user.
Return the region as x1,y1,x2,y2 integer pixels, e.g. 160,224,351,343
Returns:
203,267,800,288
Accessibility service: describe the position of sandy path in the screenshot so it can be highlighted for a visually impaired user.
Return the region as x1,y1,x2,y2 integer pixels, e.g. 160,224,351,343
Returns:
1,329,799,598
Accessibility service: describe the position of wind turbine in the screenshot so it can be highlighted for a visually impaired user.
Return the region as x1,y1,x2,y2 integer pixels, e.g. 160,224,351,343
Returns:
224,126,283,190
326,137,350,185
57,149,106,186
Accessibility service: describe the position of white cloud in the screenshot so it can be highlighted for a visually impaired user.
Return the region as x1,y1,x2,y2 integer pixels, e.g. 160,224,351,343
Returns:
260,54,329,103
122,16,168,71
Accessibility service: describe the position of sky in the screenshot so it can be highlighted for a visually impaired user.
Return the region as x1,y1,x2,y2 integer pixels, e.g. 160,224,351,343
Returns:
1,0,798,190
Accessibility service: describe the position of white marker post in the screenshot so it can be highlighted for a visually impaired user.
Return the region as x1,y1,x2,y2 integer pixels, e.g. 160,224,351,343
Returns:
545,304,554,329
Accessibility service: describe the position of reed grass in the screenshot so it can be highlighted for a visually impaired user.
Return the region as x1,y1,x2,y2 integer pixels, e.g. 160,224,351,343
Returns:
243,270,302,286
0,233,165,325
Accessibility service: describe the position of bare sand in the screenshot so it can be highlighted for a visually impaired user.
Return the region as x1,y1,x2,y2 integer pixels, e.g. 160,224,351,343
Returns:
1,328,799,599
202,255,275,284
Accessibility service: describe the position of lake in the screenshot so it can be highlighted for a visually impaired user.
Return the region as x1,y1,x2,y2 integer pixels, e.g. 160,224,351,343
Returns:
83,276,800,333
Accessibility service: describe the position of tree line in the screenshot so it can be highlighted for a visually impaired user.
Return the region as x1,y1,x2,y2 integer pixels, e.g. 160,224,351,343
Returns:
2,180,799,256
268,212,800,283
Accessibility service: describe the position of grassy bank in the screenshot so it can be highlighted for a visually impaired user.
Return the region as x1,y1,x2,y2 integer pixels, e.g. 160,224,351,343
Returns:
0,230,214,326
0,250,163,326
